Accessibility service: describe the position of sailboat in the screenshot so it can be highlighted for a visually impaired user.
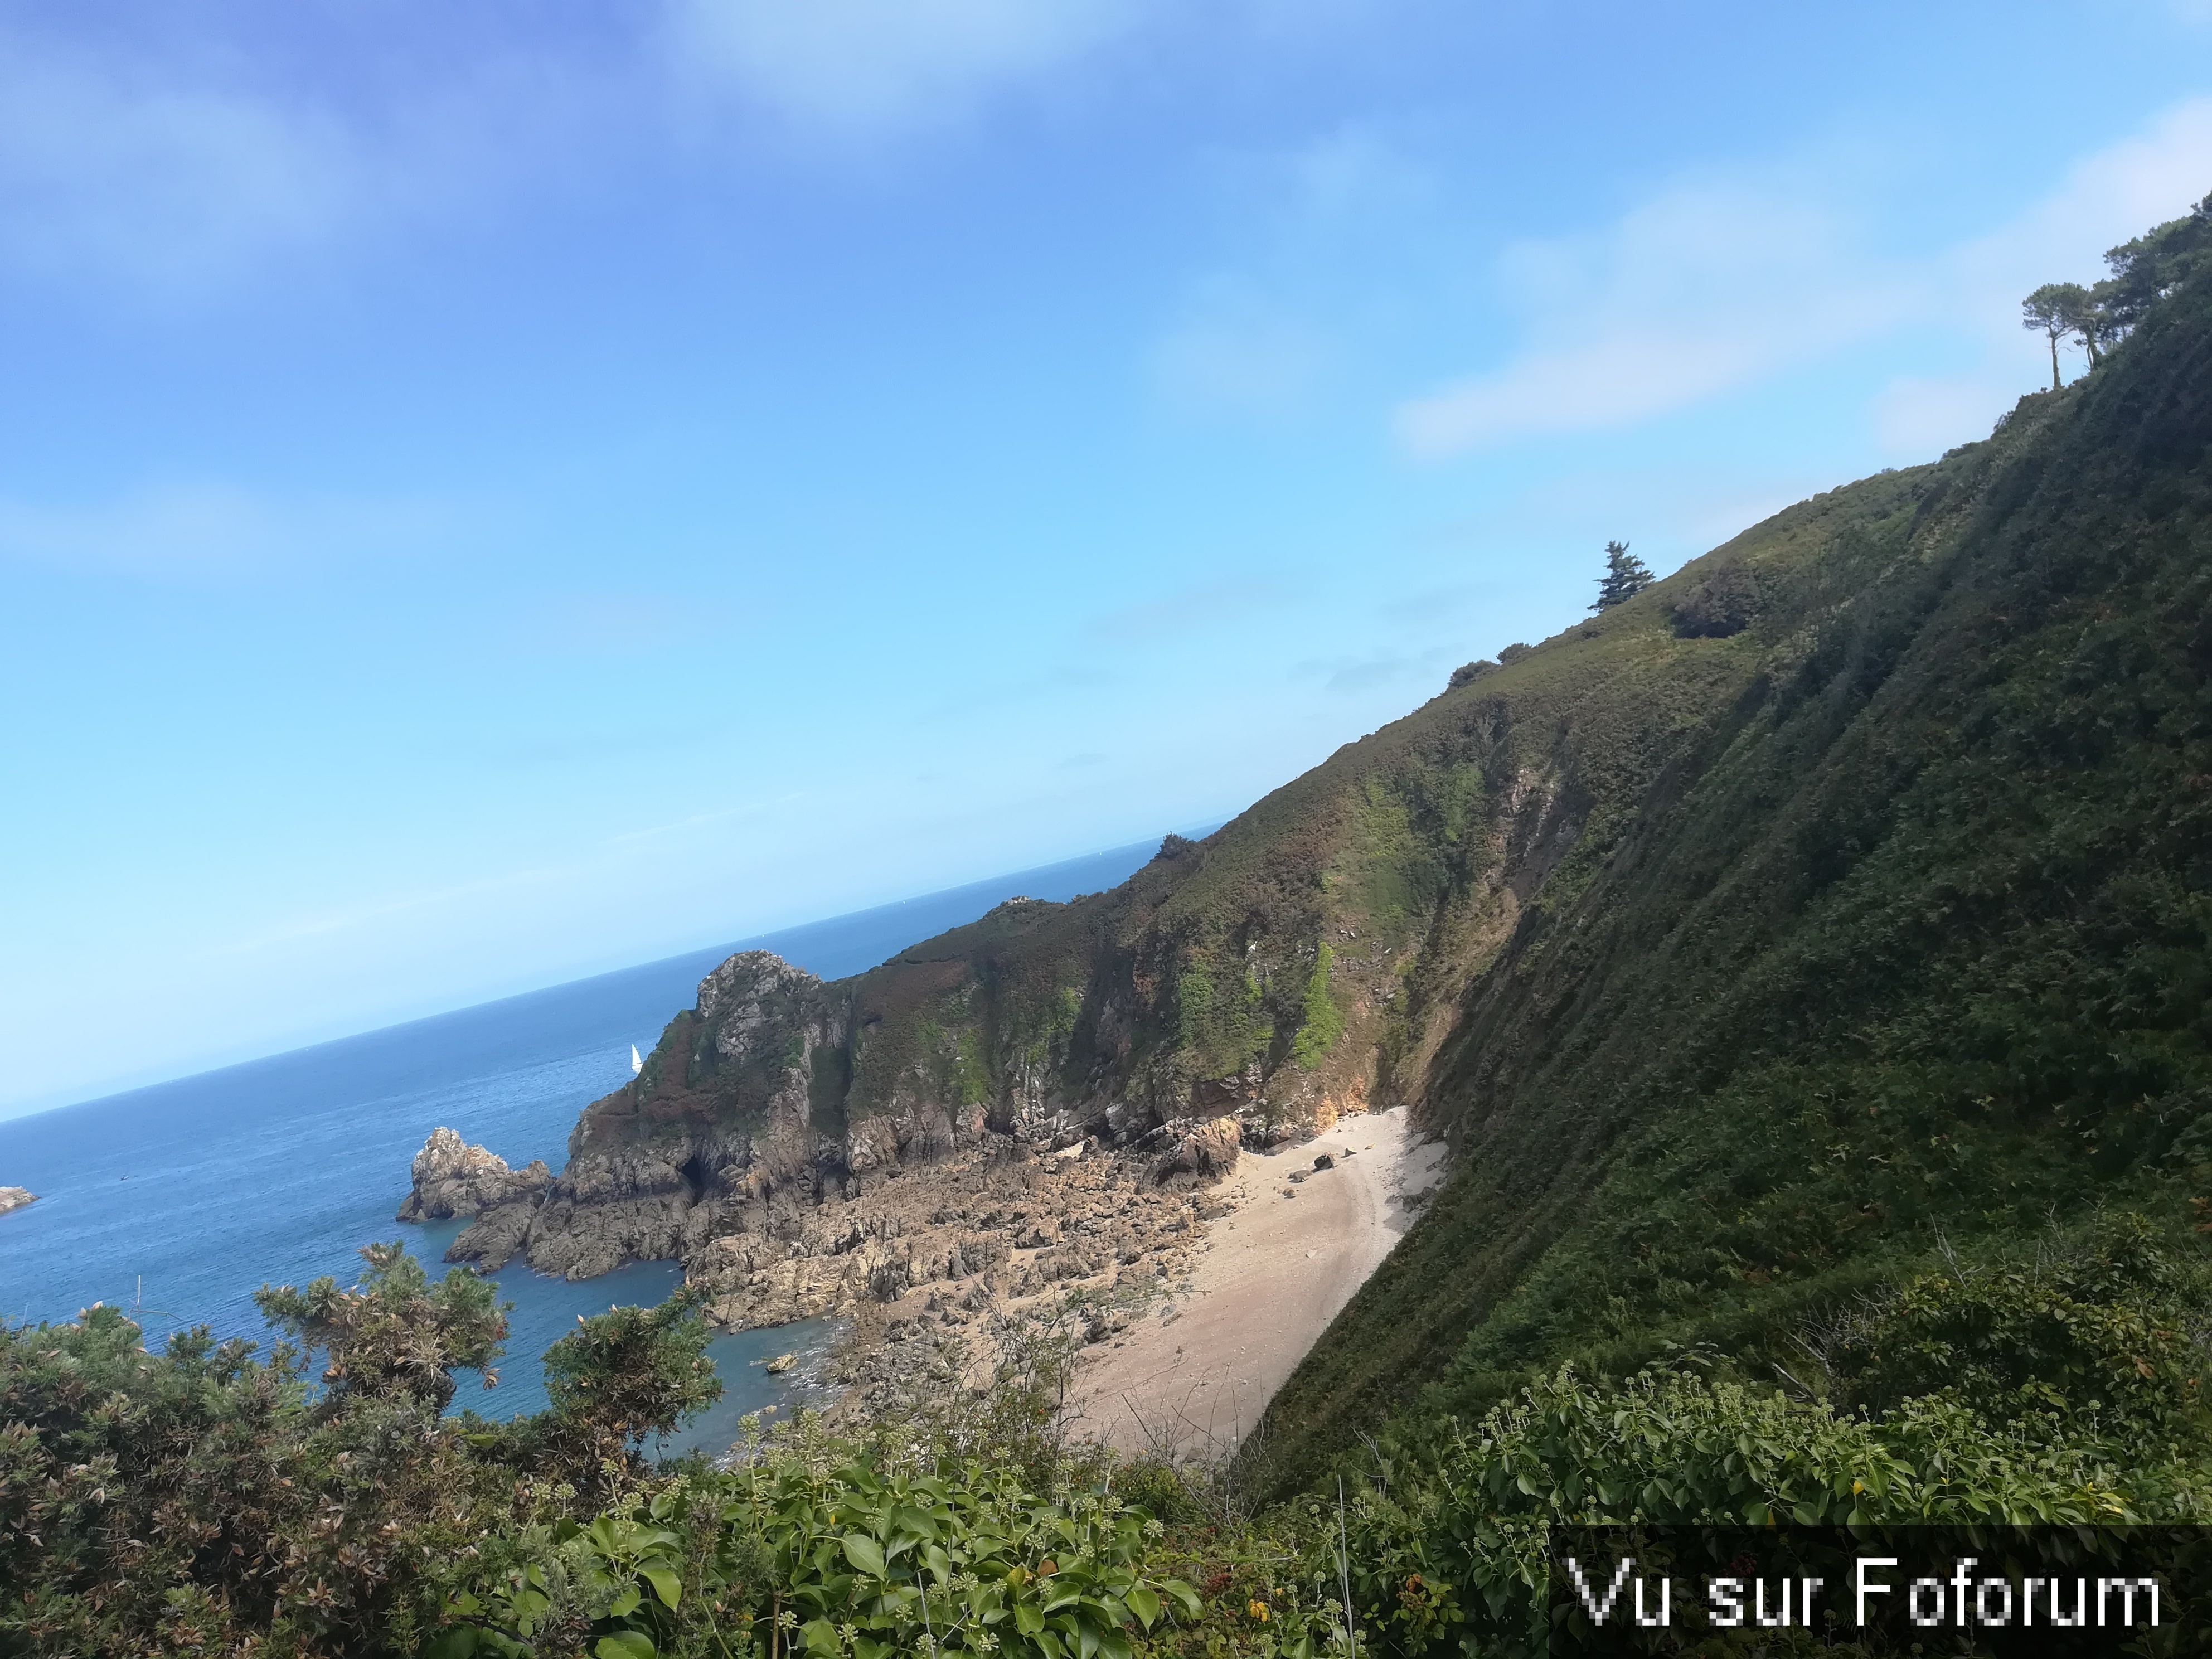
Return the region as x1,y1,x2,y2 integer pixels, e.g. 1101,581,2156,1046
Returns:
630,1044,644,1076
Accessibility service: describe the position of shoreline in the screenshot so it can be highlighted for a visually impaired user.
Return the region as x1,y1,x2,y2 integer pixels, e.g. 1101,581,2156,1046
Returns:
1067,1104,1444,1458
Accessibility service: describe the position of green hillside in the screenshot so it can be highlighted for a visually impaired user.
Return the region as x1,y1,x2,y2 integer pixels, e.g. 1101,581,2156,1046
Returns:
1261,215,2212,1487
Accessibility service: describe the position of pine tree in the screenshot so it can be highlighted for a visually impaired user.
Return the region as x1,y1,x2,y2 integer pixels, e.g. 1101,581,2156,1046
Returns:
1590,540,1653,611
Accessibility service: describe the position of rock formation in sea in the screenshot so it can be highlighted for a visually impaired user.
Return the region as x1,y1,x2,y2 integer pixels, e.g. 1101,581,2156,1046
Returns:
395,1127,551,1223
0,1186,36,1217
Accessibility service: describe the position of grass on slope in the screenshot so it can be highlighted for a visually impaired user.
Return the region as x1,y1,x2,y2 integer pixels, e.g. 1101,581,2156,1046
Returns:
1260,259,2212,1492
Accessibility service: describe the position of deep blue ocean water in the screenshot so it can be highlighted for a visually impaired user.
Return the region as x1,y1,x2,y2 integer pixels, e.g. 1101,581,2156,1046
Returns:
0,836,1170,1457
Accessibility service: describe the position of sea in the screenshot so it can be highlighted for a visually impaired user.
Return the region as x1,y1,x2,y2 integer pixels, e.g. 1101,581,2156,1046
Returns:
0,835,1173,1459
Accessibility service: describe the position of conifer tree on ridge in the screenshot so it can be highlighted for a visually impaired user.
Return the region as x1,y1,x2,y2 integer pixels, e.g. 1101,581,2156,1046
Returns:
1591,540,1653,611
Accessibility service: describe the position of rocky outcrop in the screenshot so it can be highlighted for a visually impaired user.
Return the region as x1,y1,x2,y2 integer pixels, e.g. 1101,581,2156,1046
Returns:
420,948,1250,1343
686,1133,1209,1333
0,1187,35,1218
1148,1115,1242,1184
396,1128,551,1223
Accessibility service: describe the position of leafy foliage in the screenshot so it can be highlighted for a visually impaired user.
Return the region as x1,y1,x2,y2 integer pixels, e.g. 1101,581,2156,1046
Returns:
542,1284,725,1456
256,1238,506,1414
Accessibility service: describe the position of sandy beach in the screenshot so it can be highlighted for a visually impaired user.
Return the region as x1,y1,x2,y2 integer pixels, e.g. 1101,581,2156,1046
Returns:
1069,1104,1444,1457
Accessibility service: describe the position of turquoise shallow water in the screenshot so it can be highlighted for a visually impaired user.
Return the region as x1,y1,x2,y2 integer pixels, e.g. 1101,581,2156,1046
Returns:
0,837,1166,1453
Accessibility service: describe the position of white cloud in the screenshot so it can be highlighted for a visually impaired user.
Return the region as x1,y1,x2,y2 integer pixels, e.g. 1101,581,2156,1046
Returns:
0,20,599,297
1395,177,1920,455
1395,100,2212,458
1944,99,2212,339
664,0,1144,133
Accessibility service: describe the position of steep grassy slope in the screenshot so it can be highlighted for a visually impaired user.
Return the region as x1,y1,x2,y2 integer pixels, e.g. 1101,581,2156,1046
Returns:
1259,258,2212,1488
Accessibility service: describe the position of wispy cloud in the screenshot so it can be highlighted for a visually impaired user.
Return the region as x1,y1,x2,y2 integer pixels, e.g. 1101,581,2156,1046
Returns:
663,0,1146,134
1088,576,1288,642
1147,122,1443,423
604,795,797,848
1395,173,1917,455
1292,644,1457,696
0,482,456,576
0,30,358,291
0,18,604,298
1395,100,2212,458
1374,579,1502,625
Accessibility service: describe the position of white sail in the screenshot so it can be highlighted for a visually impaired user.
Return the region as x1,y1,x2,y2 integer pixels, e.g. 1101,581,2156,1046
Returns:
630,1044,644,1076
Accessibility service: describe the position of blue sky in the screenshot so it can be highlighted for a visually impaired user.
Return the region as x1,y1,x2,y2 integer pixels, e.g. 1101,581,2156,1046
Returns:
4,0,2209,1116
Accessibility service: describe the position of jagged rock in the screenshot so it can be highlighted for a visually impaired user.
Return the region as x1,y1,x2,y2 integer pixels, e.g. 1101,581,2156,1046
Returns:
1148,1115,1241,1184
696,949,821,1045
0,1187,36,1218
397,1128,551,1223
445,1199,536,1269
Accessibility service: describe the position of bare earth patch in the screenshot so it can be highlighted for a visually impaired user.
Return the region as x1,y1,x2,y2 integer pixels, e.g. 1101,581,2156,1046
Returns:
1069,1104,1444,1458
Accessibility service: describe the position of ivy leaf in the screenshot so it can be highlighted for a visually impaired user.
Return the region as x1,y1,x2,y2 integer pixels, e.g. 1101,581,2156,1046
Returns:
594,1634,655,1659
641,1567,683,1610
1124,1583,1160,1629
842,1534,887,1578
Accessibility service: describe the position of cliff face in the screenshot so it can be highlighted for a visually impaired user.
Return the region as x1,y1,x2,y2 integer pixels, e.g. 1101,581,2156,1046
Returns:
448,949,1233,1330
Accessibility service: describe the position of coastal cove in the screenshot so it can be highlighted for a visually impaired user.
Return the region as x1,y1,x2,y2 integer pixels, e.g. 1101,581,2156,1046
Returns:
0,836,1177,1442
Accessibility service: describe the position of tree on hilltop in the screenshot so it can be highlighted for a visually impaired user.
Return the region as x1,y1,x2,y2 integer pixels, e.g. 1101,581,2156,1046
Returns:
1590,540,1652,612
2016,196,2212,393
2021,282,2084,391
2099,191,2212,334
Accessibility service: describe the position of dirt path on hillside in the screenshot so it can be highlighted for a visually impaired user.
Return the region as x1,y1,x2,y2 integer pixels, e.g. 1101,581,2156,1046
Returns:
1068,1105,1445,1459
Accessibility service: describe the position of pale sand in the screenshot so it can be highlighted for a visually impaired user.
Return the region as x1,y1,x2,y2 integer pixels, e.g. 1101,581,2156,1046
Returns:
1069,1104,1445,1458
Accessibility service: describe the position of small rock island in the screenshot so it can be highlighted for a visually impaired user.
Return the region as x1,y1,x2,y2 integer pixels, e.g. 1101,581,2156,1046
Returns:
0,1186,37,1217
396,1127,550,1223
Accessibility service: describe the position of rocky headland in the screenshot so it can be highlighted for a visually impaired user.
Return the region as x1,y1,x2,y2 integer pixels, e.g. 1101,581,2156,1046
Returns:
0,1186,36,1217
418,953,1264,1335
